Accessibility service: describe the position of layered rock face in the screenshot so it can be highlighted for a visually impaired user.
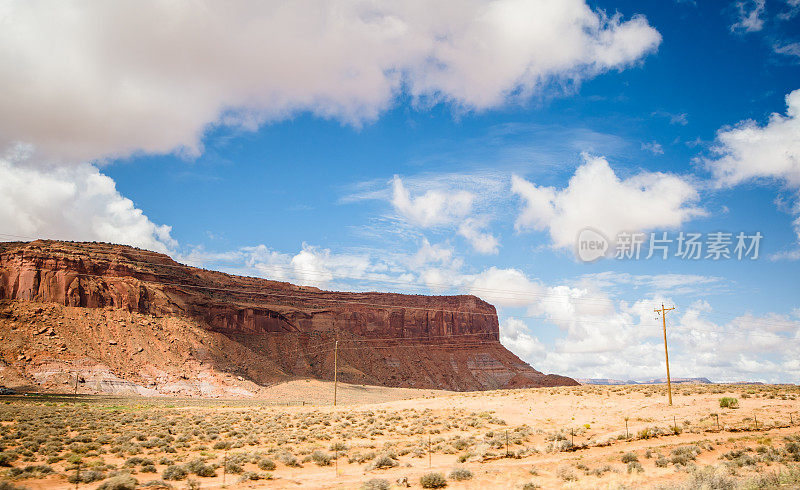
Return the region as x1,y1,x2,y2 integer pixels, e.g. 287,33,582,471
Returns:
0,240,577,393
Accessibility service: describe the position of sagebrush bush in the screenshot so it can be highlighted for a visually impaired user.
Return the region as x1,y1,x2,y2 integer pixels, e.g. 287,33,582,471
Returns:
96,474,138,490
621,452,638,463
310,450,331,466
719,397,739,409
371,454,398,469
161,465,187,481
360,478,390,490
257,458,275,471
448,468,472,481
420,472,447,488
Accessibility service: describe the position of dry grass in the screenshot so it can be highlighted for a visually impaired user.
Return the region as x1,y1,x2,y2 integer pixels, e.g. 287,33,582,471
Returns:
0,383,798,488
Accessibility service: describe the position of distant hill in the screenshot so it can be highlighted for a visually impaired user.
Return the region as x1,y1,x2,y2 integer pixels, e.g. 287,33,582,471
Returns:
578,377,713,385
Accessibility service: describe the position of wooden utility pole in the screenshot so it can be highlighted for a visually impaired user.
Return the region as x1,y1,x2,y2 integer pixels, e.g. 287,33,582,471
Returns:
655,303,676,406
428,434,432,468
333,340,339,407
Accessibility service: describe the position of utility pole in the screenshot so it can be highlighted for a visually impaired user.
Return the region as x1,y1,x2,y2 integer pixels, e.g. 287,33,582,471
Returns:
655,303,676,406
333,339,339,407
428,434,431,468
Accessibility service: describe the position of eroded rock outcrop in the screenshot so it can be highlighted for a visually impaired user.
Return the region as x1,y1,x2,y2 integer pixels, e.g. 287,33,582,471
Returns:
0,240,577,392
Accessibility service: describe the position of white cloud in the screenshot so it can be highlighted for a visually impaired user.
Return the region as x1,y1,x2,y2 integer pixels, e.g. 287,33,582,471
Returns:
467,267,544,307
651,111,689,126
706,88,800,242
641,141,664,155
708,89,800,188
0,154,175,253
774,42,800,58
512,153,705,250
408,238,460,269
457,218,500,254
179,238,800,383
731,0,766,32
390,176,500,254
499,281,800,383
500,317,547,359
0,0,660,164
391,176,474,227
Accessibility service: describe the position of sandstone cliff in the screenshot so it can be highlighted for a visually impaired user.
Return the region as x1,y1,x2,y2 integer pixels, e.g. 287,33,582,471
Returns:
0,240,577,394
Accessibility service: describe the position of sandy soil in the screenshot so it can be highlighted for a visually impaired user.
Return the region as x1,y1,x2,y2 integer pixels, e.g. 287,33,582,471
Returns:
2,383,799,489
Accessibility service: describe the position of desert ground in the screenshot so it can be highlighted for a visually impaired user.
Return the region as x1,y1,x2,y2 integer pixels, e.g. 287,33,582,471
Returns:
1,382,799,489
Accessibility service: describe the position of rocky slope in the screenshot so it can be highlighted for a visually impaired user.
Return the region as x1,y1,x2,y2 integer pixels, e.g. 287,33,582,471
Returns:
0,240,576,395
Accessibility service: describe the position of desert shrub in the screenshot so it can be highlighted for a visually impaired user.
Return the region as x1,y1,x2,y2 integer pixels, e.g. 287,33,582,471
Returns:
621,452,638,463
183,459,213,477
125,457,153,467
448,468,472,481
140,481,172,489
278,452,300,467
310,450,331,466
237,472,270,482
671,446,701,466
140,465,157,474
557,466,577,481
420,472,447,488
678,466,736,489
0,482,28,490
330,442,348,452
521,484,540,490
655,457,669,467
195,465,215,478
161,465,187,481
212,441,231,450
360,479,390,490
185,479,200,490
719,397,739,409
371,454,398,469
223,461,243,474
96,474,138,490
257,458,275,471
627,461,644,473
67,469,106,483
0,452,18,466
7,465,54,479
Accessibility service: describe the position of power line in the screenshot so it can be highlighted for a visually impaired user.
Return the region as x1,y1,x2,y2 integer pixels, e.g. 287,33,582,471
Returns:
5,235,797,328
3,237,799,338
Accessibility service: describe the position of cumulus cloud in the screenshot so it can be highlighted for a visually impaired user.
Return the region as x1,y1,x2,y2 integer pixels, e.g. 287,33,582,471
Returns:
391,176,500,254
500,283,800,383
512,153,705,250
181,238,800,382
468,267,544,307
0,0,660,164
706,88,800,241
0,154,175,253
457,218,500,254
391,176,474,227
707,89,800,188
500,317,547,359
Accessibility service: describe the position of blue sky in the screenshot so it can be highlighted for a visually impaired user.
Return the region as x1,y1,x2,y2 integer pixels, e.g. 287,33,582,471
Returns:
1,0,799,382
